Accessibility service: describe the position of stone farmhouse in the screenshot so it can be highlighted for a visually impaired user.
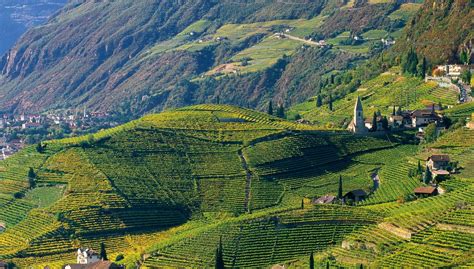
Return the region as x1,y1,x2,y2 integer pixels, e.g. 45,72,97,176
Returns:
427,154,450,171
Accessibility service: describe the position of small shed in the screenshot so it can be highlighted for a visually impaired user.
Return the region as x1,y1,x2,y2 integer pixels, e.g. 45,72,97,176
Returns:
414,186,438,197
0,261,8,269
343,189,367,202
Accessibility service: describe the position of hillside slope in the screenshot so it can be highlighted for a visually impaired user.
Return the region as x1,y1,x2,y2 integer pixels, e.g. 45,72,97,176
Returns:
393,0,474,64
0,105,472,267
0,0,414,115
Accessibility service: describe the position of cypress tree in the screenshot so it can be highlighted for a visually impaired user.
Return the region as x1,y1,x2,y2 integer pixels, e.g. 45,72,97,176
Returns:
215,237,224,269
100,242,108,261
268,101,273,116
423,166,432,184
276,104,285,118
417,160,423,175
392,106,396,116
417,57,427,78
338,175,343,200
316,95,322,107
328,95,333,111
309,252,314,269
371,112,378,132
28,168,36,189
301,199,304,209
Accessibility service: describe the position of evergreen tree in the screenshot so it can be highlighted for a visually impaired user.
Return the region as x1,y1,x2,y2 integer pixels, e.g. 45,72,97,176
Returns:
28,168,36,189
268,101,273,116
461,69,471,84
438,102,443,111
402,49,418,75
417,57,427,78
309,252,314,269
381,116,389,130
326,261,330,269
301,199,304,209
100,242,108,261
328,95,333,111
423,166,432,184
417,160,423,175
338,175,343,200
316,95,322,107
276,104,285,118
215,237,224,269
36,142,45,153
392,106,396,116
371,112,378,132
460,50,469,64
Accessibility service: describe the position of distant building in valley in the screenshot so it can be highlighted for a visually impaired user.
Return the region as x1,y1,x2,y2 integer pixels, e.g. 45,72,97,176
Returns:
0,261,8,269
348,96,367,134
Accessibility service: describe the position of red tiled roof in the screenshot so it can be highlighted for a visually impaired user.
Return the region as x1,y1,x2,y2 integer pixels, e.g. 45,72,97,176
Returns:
414,186,437,194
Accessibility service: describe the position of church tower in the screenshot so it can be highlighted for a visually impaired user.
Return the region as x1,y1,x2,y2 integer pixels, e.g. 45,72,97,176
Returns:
348,96,367,134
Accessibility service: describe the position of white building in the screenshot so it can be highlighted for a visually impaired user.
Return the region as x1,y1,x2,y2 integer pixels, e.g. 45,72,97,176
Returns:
348,96,368,134
76,248,100,264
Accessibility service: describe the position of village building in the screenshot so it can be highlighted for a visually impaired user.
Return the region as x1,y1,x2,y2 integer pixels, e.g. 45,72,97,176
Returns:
0,261,8,269
410,108,440,128
434,64,467,79
22,122,42,130
63,261,123,269
414,186,438,197
0,222,5,232
427,154,450,171
343,189,367,202
76,248,100,264
312,195,336,205
364,116,384,131
348,96,368,134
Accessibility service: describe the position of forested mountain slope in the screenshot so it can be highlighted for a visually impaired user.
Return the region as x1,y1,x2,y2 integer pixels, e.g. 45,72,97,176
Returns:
0,0,417,115
393,0,473,64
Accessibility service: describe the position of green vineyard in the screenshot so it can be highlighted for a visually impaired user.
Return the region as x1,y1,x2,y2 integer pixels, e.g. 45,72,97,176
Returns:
0,105,472,268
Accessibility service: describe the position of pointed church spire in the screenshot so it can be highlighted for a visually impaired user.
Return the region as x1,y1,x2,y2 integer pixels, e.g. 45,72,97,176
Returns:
355,96,363,111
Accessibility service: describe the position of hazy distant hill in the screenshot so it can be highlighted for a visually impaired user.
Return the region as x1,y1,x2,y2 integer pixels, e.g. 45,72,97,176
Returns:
0,0,67,54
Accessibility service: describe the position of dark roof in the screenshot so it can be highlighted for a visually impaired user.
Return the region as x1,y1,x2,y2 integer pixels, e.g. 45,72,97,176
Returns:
427,154,450,162
411,109,438,118
414,186,437,194
355,96,363,111
344,189,367,197
0,262,7,266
